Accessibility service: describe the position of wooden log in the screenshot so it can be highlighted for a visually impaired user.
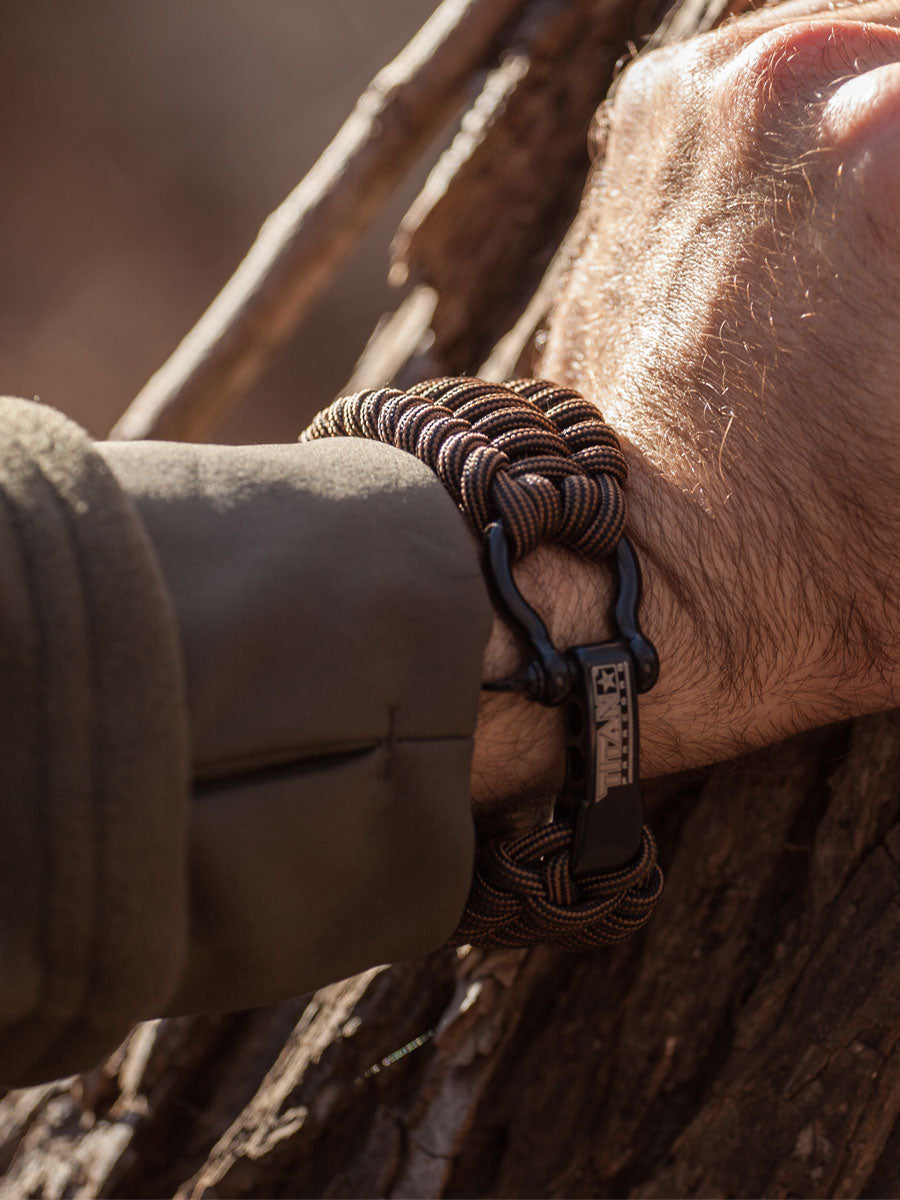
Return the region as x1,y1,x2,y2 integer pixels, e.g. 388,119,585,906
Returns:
3,715,895,1198
389,0,634,372
350,0,638,391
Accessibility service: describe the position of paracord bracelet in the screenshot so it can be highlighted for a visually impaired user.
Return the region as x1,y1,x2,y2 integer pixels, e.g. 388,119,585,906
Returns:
302,377,663,950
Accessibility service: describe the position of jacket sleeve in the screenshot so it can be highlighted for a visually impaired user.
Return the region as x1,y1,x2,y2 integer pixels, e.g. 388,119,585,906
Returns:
0,397,190,1086
0,398,492,1086
97,435,491,1020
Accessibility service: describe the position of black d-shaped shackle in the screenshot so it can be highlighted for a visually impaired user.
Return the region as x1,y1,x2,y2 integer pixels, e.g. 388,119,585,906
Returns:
481,522,659,875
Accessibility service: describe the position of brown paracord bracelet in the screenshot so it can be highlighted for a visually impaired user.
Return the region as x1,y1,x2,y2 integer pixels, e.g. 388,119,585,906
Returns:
302,377,663,951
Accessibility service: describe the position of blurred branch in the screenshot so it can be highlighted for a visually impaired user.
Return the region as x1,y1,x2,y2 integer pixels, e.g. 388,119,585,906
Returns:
345,0,636,393
111,0,528,442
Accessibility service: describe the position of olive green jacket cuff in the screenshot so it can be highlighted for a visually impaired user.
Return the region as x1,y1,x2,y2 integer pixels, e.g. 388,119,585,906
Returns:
100,436,490,1019
0,397,491,1086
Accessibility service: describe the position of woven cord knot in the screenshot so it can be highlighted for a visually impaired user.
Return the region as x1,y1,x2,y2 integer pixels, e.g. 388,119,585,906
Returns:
304,377,627,563
302,377,662,951
449,824,663,951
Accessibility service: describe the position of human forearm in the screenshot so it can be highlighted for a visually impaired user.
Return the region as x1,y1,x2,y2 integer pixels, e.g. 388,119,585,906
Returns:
470,437,752,827
471,0,900,833
472,406,897,830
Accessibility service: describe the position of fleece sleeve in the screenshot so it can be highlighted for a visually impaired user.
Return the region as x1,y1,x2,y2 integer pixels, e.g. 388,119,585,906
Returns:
0,397,189,1086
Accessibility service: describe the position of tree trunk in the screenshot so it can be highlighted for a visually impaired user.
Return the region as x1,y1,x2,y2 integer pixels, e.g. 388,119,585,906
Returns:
2,2,898,1197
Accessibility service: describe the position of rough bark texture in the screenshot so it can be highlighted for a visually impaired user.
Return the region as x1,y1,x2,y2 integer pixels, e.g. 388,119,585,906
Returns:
2,1,898,1197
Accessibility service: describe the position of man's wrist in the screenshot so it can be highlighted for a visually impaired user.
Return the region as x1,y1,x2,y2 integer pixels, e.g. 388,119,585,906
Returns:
470,443,676,828
471,400,896,837
472,544,616,829
469,436,746,830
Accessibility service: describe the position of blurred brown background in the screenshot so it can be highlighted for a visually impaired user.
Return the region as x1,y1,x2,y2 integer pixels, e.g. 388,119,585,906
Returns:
0,1,436,443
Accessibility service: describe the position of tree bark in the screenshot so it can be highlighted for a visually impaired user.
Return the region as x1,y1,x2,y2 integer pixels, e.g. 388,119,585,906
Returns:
2,2,898,1197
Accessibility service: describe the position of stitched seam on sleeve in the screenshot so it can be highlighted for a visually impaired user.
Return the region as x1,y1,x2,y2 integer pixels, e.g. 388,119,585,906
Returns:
194,734,473,780
192,732,475,792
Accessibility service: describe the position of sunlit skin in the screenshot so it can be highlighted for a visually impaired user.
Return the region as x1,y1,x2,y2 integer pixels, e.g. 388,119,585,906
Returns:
473,0,900,828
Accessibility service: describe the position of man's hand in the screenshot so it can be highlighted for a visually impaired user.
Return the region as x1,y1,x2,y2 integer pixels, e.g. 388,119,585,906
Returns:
474,0,900,820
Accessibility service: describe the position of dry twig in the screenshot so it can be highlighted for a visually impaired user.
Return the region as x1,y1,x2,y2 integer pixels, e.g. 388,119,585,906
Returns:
111,0,527,442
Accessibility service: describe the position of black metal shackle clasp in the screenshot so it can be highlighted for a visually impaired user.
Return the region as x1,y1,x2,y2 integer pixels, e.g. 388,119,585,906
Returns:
481,522,659,876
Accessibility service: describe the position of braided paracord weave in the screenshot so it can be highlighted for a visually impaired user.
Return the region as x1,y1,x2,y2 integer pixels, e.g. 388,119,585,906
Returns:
451,821,662,950
302,377,663,950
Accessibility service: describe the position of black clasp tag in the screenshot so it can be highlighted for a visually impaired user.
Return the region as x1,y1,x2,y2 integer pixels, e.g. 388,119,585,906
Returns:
558,642,642,874
481,522,659,877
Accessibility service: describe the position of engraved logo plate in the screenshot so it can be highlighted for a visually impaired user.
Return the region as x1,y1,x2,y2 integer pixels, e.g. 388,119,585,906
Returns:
590,659,634,799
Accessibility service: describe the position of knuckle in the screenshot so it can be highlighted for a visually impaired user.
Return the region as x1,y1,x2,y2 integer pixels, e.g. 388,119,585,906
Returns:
606,41,711,148
612,34,721,111
717,19,900,125
610,45,673,111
